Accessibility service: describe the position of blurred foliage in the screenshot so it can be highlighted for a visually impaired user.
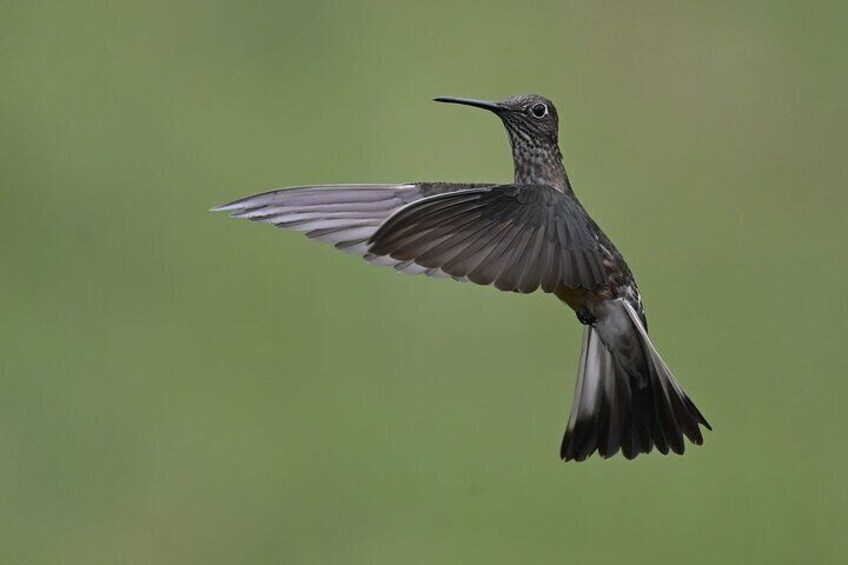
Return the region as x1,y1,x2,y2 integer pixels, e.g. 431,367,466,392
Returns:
2,1,847,563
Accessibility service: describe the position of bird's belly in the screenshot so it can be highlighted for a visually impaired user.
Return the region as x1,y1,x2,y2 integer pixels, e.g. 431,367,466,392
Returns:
554,284,610,313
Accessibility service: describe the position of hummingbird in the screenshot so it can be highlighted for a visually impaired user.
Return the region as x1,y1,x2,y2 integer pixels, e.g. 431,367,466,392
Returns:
213,94,711,461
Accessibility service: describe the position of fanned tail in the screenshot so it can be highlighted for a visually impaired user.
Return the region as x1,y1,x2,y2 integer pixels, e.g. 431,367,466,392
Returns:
560,300,710,461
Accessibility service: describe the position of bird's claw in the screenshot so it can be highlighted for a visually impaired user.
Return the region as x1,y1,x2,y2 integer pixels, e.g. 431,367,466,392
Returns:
576,307,596,326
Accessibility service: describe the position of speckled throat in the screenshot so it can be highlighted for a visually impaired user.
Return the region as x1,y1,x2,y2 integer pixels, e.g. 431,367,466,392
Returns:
506,130,571,192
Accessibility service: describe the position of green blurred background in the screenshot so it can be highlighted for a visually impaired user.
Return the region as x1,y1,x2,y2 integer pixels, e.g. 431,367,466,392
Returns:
2,1,847,563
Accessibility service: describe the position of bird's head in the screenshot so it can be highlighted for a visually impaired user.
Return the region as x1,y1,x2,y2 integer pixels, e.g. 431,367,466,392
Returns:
435,94,559,147
434,94,568,190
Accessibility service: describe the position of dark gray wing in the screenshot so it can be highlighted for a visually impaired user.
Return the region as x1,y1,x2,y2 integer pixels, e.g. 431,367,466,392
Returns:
212,182,493,278
368,184,608,292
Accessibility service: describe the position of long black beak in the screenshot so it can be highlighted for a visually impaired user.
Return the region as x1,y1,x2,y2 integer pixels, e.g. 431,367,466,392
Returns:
434,96,504,113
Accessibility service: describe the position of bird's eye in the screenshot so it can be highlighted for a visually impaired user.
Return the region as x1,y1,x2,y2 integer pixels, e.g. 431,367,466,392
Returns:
531,103,548,118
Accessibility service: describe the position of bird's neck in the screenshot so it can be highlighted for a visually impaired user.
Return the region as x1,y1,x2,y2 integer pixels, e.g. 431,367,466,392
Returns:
510,141,571,192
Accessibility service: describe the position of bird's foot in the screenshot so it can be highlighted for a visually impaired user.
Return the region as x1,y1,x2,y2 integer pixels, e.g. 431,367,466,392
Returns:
576,307,596,326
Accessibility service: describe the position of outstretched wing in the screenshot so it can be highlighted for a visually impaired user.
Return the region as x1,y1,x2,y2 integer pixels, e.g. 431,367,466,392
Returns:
368,184,608,292
212,182,493,278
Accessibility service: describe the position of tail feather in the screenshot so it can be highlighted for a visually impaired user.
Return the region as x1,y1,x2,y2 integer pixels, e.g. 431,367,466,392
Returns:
627,300,711,445
561,329,606,461
561,300,710,462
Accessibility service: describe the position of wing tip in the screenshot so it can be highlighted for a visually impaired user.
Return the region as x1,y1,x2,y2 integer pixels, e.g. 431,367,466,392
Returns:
210,201,242,213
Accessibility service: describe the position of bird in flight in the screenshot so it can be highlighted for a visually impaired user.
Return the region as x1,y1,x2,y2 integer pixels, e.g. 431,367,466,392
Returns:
213,94,711,461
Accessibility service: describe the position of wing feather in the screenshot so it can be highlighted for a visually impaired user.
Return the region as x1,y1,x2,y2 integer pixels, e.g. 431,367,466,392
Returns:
213,182,492,282
215,182,608,291
368,184,609,292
